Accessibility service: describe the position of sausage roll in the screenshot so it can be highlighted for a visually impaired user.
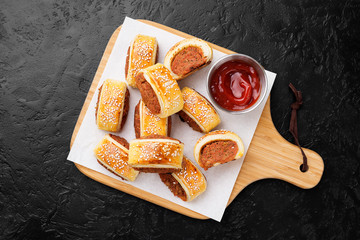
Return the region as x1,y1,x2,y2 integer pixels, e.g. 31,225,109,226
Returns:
135,63,184,118
94,134,139,181
96,79,129,132
194,130,245,170
178,87,221,133
125,34,158,88
164,38,213,80
128,135,184,173
160,156,207,202
134,100,171,138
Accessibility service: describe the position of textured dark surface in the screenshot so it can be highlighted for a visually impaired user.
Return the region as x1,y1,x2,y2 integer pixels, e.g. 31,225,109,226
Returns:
0,0,359,239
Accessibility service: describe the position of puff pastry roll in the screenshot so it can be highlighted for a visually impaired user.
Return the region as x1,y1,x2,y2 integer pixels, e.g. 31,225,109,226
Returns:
178,87,221,133
94,134,139,181
125,34,158,88
194,130,244,170
128,135,184,173
135,63,184,118
96,79,129,132
160,156,207,202
134,100,171,138
164,38,213,80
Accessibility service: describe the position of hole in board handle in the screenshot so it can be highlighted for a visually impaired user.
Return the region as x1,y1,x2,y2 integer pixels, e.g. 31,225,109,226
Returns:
299,164,308,173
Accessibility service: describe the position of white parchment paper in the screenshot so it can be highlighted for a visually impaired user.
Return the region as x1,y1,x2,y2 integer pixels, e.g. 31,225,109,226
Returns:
67,17,276,221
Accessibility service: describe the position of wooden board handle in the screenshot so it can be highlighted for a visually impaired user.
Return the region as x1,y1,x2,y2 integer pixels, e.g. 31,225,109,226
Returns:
228,99,324,203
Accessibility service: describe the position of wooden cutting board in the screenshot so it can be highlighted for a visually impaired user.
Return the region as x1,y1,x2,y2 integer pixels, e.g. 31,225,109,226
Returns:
70,20,324,219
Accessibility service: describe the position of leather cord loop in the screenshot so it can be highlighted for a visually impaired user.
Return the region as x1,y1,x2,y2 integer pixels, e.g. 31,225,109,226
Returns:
289,83,308,172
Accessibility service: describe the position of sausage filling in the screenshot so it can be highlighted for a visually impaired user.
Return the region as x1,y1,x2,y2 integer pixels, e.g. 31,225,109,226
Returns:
134,102,141,138
109,134,129,149
200,140,238,170
135,72,161,114
171,46,207,76
159,173,187,201
120,88,130,129
178,110,203,132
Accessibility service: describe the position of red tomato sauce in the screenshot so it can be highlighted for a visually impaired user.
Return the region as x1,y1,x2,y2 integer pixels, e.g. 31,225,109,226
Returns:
210,60,261,111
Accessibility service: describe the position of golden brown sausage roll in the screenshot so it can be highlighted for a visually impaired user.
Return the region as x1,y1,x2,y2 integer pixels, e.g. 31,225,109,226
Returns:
164,38,213,80
135,63,184,118
128,135,184,173
134,100,171,138
125,34,158,88
159,156,207,202
94,134,139,181
96,79,129,132
194,130,245,170
178,87,221,133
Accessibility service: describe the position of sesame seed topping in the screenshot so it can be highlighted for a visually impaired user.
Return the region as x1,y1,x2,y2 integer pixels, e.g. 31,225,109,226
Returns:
97,80,126,131
140,102,168,137
146,64,183,114
173,157,206,196
129,36,156,80
95,138,137,179
182,88,220,132
130,139,183,166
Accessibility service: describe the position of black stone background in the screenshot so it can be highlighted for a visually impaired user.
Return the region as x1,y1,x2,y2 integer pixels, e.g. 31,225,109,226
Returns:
0,0,359,239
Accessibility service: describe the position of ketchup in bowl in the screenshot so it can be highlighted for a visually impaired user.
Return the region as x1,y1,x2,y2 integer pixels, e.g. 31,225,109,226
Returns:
210,60,261,111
